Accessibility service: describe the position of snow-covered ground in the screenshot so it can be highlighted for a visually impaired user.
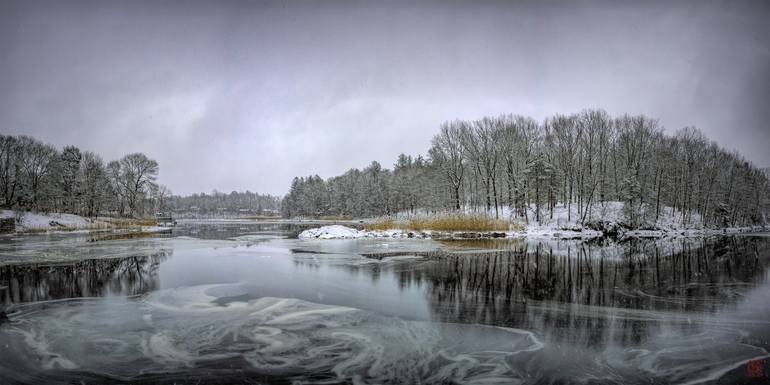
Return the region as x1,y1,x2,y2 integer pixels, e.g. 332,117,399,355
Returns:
0,209,107,231
300,201,766,240
298,225,602,240
0,210,172,235
299,223,766,241
394,202,703,230
518,201,706,238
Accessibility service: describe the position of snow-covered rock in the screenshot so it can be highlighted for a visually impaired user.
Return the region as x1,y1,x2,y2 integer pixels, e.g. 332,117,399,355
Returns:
299,225,366,239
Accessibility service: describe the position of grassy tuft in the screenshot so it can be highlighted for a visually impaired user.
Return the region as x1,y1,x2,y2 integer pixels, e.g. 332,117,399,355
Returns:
57,223,112,232
364,218,401,231
102,217,157,229
365,214,524,232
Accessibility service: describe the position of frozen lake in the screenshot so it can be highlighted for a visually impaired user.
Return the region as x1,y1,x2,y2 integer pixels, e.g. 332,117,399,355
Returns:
0,222,768,384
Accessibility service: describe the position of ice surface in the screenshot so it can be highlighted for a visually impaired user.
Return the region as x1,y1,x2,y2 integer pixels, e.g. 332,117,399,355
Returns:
0,284,544,384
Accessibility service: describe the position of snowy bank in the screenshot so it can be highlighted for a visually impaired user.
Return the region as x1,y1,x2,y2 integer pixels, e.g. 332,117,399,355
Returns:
0,209,105,231
0,210,174,235
361,201,767,240
391,202,707,232
298,223,767,241
298,225,603,240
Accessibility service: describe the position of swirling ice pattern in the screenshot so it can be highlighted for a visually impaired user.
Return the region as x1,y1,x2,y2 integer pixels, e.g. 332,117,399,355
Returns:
0,284,543,384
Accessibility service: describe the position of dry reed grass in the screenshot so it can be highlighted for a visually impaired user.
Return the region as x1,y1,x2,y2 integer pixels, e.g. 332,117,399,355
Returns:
102,217,157,229
365,214,524,232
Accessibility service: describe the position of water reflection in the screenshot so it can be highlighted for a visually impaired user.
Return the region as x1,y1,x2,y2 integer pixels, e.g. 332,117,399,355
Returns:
0,251,169,306
414,237,770,383
408,237,770,313
332,236,770,355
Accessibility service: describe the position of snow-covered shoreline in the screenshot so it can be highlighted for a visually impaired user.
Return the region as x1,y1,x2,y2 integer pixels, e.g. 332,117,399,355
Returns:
0,210,172,236
298,224,768,240
1,209,103,231
298,202,768,240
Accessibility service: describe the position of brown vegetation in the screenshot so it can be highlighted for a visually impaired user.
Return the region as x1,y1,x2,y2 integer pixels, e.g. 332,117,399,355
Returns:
365,214,524,232
101,217,157,229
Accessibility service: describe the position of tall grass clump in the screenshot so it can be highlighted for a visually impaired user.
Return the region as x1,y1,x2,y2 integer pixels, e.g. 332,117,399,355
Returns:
364,217,401,231
365,214,524,232
102,217,157,229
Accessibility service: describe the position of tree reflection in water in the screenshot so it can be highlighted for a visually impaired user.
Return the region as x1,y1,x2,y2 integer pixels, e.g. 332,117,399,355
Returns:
0,250,170,305
357,236,770,347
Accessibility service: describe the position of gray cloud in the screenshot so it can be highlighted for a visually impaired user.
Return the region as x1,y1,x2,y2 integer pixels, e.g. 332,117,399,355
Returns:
2,0,769,195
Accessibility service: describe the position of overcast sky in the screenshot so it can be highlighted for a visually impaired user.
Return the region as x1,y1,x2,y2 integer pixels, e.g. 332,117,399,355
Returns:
1,0,768,196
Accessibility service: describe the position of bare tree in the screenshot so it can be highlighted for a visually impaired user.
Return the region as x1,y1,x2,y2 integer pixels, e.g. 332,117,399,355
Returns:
429,121,467,210
153,184,172,214
18,136,57,210
119,153,159,217
81,152,108,218
0,136,22,208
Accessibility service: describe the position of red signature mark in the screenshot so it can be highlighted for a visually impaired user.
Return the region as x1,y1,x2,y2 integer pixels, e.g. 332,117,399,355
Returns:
746,358,766,378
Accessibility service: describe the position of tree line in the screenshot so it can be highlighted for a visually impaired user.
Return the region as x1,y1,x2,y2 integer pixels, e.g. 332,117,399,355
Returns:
0,134,163,217
168,190,281,217
282,110,770,228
